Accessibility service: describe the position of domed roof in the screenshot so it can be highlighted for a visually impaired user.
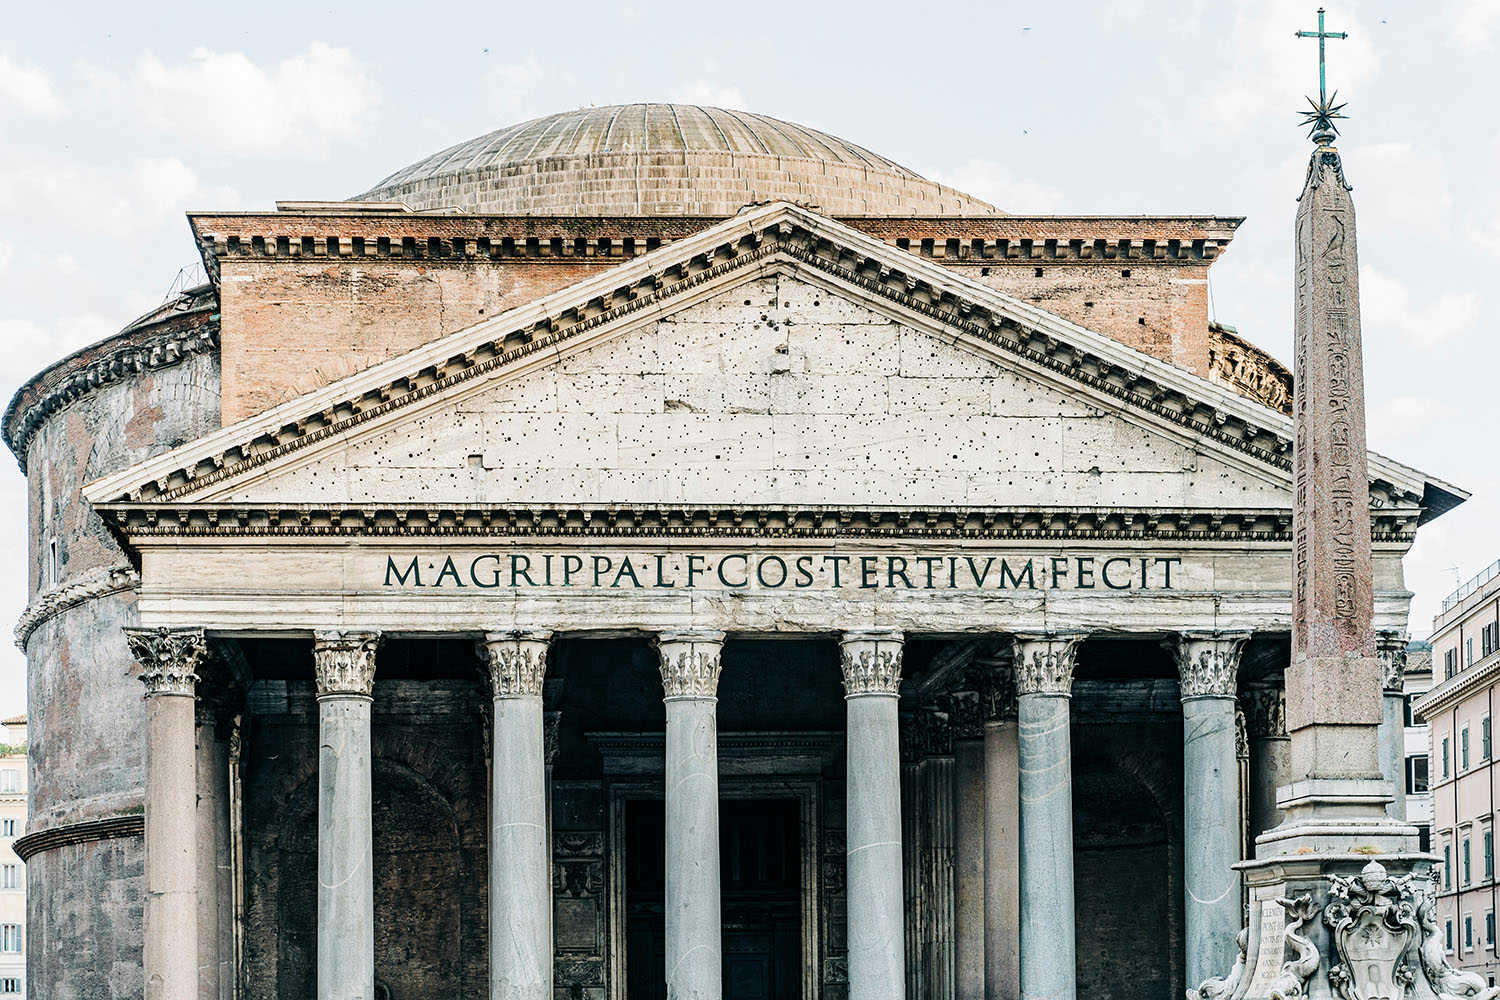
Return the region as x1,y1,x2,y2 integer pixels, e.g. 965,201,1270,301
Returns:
356,104,996,217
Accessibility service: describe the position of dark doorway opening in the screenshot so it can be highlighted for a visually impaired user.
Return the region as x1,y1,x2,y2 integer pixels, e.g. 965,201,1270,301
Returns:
625,798,802,999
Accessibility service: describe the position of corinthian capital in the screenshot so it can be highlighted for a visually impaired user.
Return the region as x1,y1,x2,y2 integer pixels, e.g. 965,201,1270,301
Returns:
313,630,381,698
1169,630,1252,700
1012,632,1086,696
655,630,725,699
1376,630,1408,693
839,630,904,696
1240,687,1287,739
125,627,207,698
479,629,552,699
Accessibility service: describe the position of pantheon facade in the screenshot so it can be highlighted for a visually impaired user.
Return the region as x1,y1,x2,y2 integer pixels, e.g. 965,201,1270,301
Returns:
3,104,1462,1000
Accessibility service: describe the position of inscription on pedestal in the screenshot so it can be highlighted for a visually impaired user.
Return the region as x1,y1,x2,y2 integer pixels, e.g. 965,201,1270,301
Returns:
1245,899,1287,997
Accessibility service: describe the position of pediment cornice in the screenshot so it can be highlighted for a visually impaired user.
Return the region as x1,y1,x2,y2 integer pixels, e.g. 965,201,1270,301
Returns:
84,202,1454,517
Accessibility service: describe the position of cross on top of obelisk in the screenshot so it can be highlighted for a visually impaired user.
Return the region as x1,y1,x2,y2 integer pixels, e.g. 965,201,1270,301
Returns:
1296,7,1350,144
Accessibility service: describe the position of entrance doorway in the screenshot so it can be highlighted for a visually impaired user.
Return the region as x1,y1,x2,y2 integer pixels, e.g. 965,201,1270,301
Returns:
624,798,802,999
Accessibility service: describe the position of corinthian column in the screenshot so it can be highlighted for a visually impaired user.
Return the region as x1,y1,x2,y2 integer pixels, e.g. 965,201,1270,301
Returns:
1241,686,1289,842
312,630,380,1000
479,630,553,1000
839,630,906,1000
980,659,1020,1000
1169,630,1251,991
655,630,726,1000
1376,630,1409,820
1013,631,1085,1000
126,626,207,1000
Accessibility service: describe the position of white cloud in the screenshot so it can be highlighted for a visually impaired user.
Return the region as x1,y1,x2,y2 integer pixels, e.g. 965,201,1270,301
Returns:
92,43,377,158
931,158,1066,214
1367,394,1447,450
0,156,238,237
1450,0,1500,52
0,242,12,274
1348,141,1453,237
0,53,66,118
668,81,745,110
0,315,120,396
1361,266,1480,347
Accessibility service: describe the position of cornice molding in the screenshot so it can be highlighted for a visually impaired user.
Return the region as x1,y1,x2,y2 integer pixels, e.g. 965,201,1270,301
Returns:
13,814,143,862
85,204,1441,519
14,565,139,649
5,322,219,466
90,501,1422,544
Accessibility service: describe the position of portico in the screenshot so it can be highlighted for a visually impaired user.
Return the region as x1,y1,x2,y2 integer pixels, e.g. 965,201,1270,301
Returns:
82,202,1443,1000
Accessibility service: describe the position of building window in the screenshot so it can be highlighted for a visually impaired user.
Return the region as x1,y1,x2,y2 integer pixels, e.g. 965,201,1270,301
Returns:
1,977,20,993
1467,914,1475,949
0,771,16,794
1406,694,1419,727
1408,755,1430,794
1446,843,1454,888
1448,648,1459,679
1488,910,1496,945
1470,637,1477,666
1485,828,1494,881
1444,738,1452,777
0,924,19,953
1463,728,1471,770
1,820,14,838
1464,836,1472,884
1485,717,1493,761
1,865,18,890
1448,918,1456,952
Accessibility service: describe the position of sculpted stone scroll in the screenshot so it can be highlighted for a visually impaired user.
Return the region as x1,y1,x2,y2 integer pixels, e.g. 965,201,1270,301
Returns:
125,626,207,698
312,630,381,698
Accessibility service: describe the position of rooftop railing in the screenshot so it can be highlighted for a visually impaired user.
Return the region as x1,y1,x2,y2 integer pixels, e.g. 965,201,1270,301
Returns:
1443,558,1500,613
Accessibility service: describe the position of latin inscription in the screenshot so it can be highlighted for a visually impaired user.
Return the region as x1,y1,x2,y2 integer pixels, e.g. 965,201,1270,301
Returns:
380,552,1184,592
1245,898,1288,995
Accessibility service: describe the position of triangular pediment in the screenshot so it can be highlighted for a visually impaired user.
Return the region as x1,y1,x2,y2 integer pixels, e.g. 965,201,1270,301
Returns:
84,203,1455,537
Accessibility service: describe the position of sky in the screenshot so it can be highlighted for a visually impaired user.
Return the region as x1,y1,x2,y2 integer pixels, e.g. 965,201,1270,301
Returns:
1,0,1497,714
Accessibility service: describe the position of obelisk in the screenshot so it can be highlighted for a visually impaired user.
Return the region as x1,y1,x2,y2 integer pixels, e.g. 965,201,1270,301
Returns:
1187,25,1453,997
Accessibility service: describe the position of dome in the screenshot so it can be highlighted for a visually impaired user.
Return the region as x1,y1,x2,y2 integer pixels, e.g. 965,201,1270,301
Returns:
356,103,996,217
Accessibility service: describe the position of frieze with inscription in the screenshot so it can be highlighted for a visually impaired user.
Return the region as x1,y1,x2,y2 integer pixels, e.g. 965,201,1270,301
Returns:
380,550,1185,593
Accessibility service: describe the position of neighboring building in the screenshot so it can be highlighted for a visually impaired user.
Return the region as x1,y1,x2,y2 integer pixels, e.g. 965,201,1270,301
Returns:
0,717,27,999
1406,641,1435,850
3,104,1465,1000
1415,561,1500,984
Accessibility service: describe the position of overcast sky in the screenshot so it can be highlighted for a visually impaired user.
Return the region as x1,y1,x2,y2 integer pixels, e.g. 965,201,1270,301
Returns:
1,0,1496,714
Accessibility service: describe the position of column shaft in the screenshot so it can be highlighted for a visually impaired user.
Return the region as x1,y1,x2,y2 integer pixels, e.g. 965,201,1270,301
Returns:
195,707,219,1000
1013,633,1084,1000
1018,693,1075,1000
481,630,553,1000
1377,632,1410,820
984,718,1020,1000
923,754,955,1000
953,739,985,998
1171,631,1251,992
656,630,726,1000
128,626,207,1000
313,631,380,1000
840,630,906,1000
1181,695,1240,987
